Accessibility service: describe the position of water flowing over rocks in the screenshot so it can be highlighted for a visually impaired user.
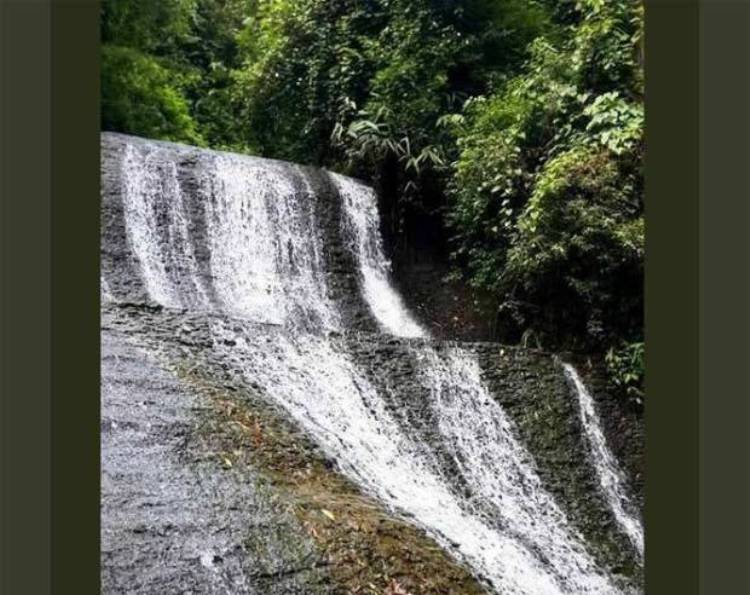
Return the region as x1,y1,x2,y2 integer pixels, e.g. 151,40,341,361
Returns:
101,327,330,594
101,132,644,594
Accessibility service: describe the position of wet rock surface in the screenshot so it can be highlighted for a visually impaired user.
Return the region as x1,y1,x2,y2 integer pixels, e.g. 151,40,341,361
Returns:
102,305,487,595
101,327,330,594
345,336,643,585
101,133,643,594
103,303,643,592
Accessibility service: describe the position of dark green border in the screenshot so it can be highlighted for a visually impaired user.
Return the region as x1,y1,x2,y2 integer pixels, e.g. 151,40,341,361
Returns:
0,3,52,594
0,0,101,592
646,1,700,592
51,0,101,593
0,0,102,593
700,2,750,593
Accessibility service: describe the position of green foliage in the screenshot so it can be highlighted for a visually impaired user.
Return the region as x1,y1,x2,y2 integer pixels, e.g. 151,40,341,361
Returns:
572,0,644,96
605,341,645,405
179,0,254,150
232,0,552,213
505,145,643,345
101,0,197,53
101,0,251,149
448,0,643,355
232,0,338,161
101,46,203,144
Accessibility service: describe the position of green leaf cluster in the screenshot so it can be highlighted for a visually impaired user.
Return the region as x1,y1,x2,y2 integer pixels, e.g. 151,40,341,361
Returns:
101,0,253,149
448,0,644,355
605,341,645,405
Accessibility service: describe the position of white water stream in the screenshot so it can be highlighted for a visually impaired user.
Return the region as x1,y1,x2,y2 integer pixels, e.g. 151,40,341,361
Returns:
563,364,644,559
333,173,426,338
104,136,641,594
201,154,338,331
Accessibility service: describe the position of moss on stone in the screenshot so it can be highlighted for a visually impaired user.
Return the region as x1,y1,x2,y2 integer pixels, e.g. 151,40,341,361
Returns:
178,363,488,595
473,345,642,588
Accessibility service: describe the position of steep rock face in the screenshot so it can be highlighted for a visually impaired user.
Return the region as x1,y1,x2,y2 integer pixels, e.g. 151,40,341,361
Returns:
102,304,487,595
101,327,330,594
101,132,643,594
101,133,381,333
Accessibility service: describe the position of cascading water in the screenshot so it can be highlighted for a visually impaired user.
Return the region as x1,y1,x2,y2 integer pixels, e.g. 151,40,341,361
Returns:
121,145,184,309
121,145,212,310
415,348,617,592
101,277,114,303
209,325,617,594
102,133,641,594
199,154,338,331
563,364,644,559
333,173,426,338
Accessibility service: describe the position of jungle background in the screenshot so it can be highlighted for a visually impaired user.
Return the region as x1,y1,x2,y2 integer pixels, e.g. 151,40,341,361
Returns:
101,0,644,404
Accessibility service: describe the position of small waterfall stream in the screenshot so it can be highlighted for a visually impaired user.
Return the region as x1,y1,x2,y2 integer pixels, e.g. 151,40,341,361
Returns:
563,364,644,559
121,145,186,309
102,133,641,594
334,173,426,338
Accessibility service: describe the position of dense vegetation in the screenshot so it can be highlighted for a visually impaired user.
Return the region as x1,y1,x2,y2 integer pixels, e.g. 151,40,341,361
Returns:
102,0,644,402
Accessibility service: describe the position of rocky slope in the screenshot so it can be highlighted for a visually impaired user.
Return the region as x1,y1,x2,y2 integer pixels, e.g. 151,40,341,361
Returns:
100,132,643,594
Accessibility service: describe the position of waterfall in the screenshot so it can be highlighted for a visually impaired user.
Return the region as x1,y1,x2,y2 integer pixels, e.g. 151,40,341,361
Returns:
206,322,618,594
121,144,212,310
102,133,639,594
200,154,338,331
413,347,617,593
121,145,184,309
563,364,644,559
333,173,427,338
